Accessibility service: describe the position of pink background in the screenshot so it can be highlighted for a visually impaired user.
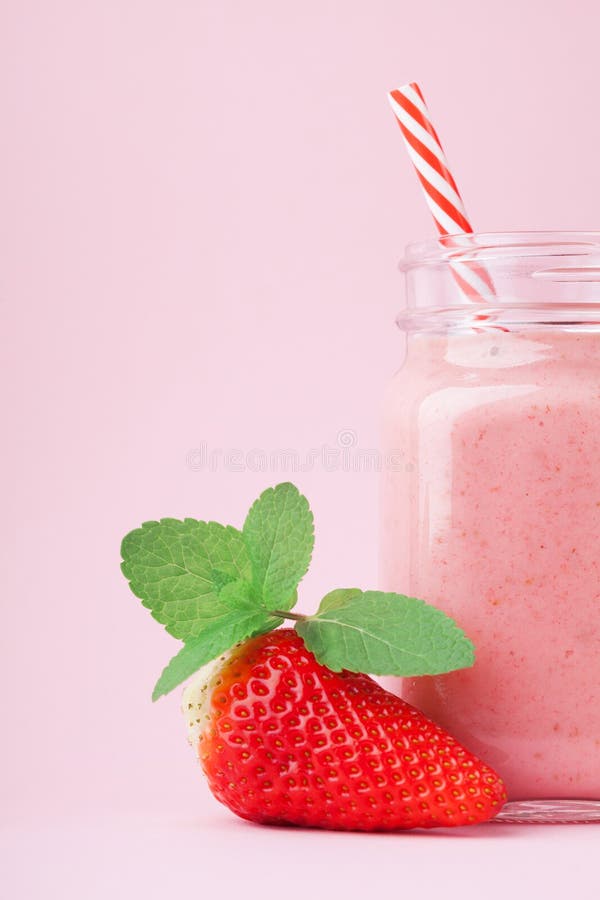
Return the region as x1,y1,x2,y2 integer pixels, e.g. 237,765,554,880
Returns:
3,1,600,896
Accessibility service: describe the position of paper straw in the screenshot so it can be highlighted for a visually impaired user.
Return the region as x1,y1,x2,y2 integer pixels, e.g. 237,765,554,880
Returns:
388,82,495,303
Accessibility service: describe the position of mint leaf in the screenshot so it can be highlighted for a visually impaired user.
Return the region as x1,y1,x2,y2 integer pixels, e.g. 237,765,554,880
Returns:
152,581,278,700
214,578,262,610
121,519,252,640
296,590,474,676
317,588,362,613
242,483,313,610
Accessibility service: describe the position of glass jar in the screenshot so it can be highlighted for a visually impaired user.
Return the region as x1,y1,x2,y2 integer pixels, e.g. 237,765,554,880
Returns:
381,232,600,823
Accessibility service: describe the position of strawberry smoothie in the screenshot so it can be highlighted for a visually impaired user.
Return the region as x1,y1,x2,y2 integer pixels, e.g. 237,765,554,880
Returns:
381,327,600,801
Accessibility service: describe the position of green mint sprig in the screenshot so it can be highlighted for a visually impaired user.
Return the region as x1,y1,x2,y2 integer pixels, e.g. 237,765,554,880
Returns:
120,483,474,700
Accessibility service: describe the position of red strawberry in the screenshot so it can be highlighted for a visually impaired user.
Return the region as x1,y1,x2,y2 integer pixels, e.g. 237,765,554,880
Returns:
182,628,506,830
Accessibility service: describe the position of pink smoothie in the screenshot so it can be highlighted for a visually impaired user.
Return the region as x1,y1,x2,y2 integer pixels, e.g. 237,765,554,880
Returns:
381,328,600,800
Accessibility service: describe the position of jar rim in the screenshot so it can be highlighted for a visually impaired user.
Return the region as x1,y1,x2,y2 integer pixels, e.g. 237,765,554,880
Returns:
402,230,600,270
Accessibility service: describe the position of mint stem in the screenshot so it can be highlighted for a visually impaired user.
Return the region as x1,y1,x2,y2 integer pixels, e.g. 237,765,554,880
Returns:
271,609,307,622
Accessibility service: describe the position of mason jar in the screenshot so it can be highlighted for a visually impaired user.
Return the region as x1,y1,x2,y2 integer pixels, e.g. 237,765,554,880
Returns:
381,232,600,823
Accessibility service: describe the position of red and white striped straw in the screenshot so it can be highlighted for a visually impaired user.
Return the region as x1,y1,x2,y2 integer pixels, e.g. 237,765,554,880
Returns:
388,82,495,303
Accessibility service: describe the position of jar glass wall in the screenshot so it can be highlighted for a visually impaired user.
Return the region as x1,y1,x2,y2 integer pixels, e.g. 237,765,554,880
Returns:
381,232,600,823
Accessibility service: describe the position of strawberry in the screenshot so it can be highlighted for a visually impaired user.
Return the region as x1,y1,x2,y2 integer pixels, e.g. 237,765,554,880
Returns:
122,484,507,830
182,628,506,831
